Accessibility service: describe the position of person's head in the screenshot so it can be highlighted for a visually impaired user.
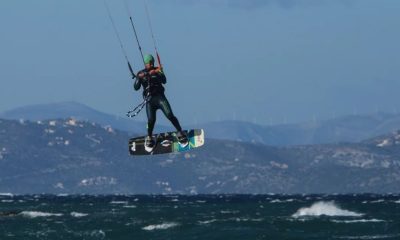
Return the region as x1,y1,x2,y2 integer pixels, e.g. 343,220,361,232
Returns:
144,54,155,70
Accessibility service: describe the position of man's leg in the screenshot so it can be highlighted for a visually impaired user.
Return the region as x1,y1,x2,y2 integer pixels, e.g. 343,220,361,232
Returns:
158,96,182,132
158,96,188,145
145,101,157,148
146,101,157,137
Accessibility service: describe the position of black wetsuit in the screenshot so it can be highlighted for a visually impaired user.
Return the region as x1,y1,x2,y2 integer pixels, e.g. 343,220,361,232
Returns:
134,68,183,137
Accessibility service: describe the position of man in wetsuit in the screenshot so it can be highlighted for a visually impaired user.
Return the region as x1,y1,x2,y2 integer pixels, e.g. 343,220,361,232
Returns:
134,54,188,149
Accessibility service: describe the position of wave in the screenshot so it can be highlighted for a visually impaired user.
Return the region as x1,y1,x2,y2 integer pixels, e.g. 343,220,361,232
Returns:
57,194,69,197
198,219,218,225
70,212,88,217
123,205,137,208
292,201,363,218
0,193,13,197
142,222,179,231
270,199,295,203
110,201,128,205
336,234,400,239
233,217,264,222
370,199,385,203
20,211,63,218
220,210,239,214
331,219,384,224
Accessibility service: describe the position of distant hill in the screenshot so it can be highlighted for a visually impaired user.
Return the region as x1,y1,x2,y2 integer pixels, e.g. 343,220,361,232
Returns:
0,102,155,134
0,118,399,194
2,102,400,146
201,113,400,145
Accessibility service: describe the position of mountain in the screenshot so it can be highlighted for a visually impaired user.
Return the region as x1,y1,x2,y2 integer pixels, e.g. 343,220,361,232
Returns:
202,113,400,145
0,102,168,134
2,102,400,146
0,118,399,194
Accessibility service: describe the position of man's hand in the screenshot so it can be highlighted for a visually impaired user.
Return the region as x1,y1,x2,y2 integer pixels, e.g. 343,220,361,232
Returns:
138,72,148,79
149,67,162,76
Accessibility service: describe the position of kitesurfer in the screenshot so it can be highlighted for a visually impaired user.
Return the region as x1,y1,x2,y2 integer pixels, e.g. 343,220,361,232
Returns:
134,54,188,148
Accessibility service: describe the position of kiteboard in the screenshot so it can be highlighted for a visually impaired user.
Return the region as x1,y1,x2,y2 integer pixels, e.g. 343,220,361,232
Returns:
129,129,205,156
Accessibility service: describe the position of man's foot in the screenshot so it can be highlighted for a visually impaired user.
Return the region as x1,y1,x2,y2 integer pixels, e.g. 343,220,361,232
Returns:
144,136,155,152
176,131,189,147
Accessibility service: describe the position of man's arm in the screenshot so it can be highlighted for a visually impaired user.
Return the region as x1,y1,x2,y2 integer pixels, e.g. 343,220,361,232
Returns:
133,71,143,90
149,67,166,84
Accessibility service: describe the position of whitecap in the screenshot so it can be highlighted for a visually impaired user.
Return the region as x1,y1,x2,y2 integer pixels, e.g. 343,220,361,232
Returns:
20,211,63,218
234,218,263,222
110,201,128,205
336,234,400,239
142,222,179,231
270,199,294,203
292,201,363,218
370,199,385,203
71,212,88,217
123,205,137,208
90,230,106,238
198,219,217,225
57,194,69,197
220,210,239,214
0,193,13,197
331,219,384,224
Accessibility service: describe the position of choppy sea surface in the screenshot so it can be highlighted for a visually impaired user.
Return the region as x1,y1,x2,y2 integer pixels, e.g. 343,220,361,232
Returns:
0,194,399,240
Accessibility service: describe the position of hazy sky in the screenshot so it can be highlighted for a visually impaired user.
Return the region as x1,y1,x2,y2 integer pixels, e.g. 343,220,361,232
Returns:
1,0,399,125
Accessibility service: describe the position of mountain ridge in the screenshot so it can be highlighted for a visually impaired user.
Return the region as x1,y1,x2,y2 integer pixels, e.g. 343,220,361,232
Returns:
2,102,400,146
0,118,399,194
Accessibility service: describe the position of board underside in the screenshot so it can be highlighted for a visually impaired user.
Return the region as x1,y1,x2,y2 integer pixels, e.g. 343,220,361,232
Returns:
128,129,205,156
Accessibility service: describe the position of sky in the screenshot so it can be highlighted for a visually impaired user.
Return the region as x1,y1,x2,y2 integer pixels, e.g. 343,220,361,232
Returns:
0,0,399,126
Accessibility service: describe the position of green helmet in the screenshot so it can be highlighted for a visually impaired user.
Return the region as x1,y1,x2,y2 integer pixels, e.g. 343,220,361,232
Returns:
144,54,155,65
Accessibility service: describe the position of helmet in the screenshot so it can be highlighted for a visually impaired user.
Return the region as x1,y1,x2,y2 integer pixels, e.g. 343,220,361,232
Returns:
144,54,155,65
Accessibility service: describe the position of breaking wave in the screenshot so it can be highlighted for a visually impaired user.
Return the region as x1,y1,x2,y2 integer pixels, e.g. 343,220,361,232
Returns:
331,219,384,224
198,219,218,225
336,234,400,239
71,212,88,217
142,222,179,231
292,201,363,218
20,211,63,218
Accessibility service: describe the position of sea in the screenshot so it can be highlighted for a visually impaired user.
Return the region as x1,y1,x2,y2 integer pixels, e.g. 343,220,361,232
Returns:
0,194,399,240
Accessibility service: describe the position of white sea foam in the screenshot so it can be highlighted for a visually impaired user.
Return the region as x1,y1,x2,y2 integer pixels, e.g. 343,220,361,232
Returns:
70,212,88,217
142,222,179,231
292,201,363,218
20,211,63,218
0,193,13,197
370,199,385,203
220,210,239,214
90,230,106,238
234,217,264,222
270,199,295,203
394,200,400,204
110,201,128,205
198,219,218,225
331,219,384,224
337,234,400,239
57,194,69,197
123,205,137,208
1,200,13,203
